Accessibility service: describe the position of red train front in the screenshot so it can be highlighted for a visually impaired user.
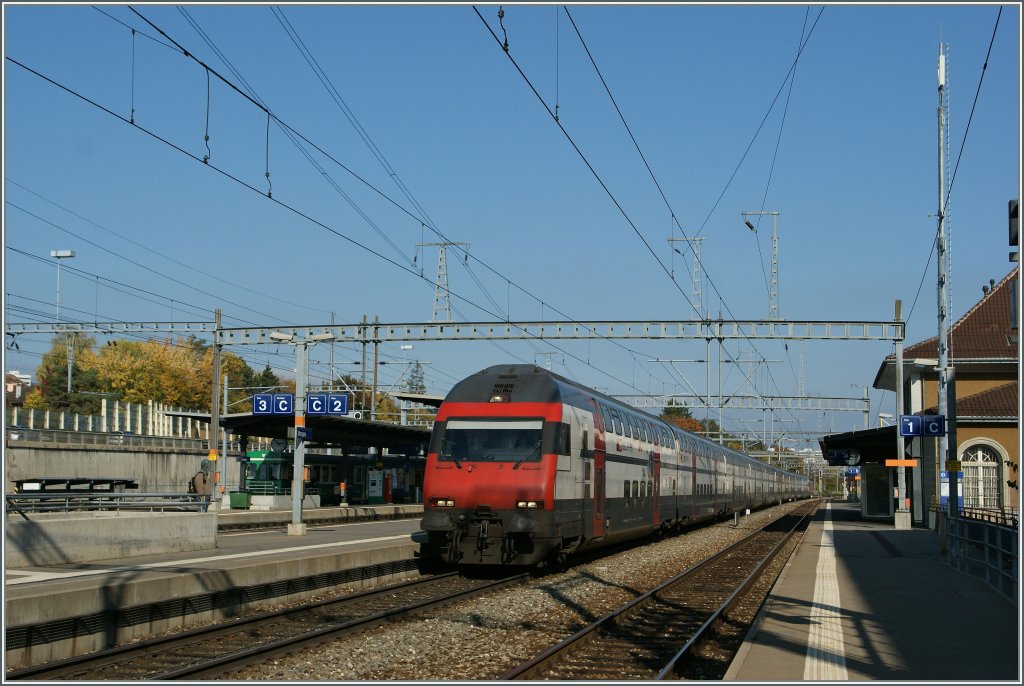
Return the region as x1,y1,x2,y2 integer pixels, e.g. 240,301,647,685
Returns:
420,365,576,566
421,364,811,567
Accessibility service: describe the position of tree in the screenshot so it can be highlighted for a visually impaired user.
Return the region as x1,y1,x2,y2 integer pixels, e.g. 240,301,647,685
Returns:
661,400,703,434
405,361,427,394
32,333,103,414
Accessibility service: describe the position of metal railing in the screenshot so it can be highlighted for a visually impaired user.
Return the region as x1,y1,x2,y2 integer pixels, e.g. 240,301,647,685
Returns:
5,492,211,518
961,506,1019,529
4,427,268,453
947,513,1018,604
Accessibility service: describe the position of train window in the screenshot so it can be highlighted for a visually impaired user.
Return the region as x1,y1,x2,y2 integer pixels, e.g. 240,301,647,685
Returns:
441,419,544,463
640,420,649,443
623,480,630,502
610,409,622,436
556,423,571,455
599,403,612,433
632,480,639,500
584,460,591,481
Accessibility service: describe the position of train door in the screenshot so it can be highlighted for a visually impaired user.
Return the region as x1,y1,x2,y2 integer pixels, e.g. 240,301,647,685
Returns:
589,401,606,538
690,441,698,519
594,453,605,537
651,453,661,525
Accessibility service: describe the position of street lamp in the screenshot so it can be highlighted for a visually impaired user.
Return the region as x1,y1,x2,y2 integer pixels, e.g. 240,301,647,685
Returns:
51,250,76,393
50,250,75,322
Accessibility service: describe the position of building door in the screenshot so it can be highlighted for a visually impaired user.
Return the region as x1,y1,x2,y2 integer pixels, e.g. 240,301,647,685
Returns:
961,445,1001,509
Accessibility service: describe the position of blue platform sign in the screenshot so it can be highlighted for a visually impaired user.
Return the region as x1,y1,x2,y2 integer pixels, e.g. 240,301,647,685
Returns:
307,393,328,415
328,393,349,415
272,393,294,415
296,427,312,441
253,394,274,415
899,415,946,437
922,415,946,437
899,415,922,437
939,470,964,509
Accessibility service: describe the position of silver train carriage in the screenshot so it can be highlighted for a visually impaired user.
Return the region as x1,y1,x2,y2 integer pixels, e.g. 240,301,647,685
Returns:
421,364,811,566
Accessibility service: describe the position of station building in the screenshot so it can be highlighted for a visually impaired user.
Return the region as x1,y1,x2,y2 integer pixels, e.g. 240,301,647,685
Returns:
822,266,1019,525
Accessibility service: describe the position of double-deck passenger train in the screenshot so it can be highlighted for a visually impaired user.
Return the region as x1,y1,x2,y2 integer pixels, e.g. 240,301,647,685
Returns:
421,364,811,567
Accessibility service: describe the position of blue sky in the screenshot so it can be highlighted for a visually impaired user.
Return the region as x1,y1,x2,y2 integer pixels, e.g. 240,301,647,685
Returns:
3,3,1020,446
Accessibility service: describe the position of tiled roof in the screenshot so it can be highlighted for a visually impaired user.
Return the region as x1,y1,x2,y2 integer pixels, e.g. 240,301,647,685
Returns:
903,267,1018,360
923,381,1019,418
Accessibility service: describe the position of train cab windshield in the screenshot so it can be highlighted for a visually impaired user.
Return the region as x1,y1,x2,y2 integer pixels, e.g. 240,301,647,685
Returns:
438,419,543,463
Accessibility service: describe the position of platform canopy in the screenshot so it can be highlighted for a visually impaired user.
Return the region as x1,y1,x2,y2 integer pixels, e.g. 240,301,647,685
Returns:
166,410,431,453
818,425,900,466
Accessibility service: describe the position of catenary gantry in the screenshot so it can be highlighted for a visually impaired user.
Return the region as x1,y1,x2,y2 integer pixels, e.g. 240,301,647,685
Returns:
5,318,905,343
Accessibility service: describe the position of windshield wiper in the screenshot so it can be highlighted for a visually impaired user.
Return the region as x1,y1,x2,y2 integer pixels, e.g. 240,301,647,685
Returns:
513,441,541,470
441,439,462,469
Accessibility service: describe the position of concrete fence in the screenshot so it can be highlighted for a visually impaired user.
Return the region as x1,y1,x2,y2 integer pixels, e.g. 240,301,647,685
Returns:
7,400,211,439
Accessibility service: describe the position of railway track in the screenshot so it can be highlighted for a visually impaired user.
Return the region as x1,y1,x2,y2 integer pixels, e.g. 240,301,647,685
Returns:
6,571,529,681
500,500,819,680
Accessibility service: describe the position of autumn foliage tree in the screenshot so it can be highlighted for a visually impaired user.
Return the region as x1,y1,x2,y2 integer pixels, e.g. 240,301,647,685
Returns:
660,399,704,434
28,335,272,412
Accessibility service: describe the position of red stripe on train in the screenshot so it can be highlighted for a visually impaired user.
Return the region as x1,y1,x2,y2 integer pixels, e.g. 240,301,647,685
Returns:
436,401,564,422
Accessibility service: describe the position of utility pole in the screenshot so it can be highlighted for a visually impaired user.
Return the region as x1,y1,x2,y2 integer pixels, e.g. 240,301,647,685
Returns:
371,316,380,421
360,314,368,413
209,308,222,505
668,237,704,319
418,242,469,322
937,43,958,522
51,249,76,394
742,211,781,320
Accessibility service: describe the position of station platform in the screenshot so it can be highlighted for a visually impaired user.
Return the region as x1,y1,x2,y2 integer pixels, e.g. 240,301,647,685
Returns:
726,500,1020,682
4,505,425,670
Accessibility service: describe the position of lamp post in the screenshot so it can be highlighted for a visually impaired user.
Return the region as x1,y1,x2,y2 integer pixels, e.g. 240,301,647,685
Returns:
741,211,780,320
51,250,76,393
271,330,337,536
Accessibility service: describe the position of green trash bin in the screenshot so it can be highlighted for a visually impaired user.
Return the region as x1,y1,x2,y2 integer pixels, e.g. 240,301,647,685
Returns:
229,491,251,509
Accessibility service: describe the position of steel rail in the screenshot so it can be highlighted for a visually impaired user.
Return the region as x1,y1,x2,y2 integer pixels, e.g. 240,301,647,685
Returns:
500,501,817,680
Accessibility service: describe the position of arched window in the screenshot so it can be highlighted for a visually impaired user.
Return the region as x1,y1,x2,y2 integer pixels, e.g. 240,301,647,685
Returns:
961,444,1002,509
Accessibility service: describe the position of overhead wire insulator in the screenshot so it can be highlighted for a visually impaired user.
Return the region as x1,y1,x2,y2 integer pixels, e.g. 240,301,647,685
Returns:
498,6,508,52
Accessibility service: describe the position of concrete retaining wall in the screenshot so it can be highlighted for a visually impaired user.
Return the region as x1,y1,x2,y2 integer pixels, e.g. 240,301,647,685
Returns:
4,444,216,492
4,512,217,567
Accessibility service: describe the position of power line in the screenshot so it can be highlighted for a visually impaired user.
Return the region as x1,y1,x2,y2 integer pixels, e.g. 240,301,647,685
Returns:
5,179,333,318
5,57,679,403
476,6,816,421
6,201,297,325
112,9,682,399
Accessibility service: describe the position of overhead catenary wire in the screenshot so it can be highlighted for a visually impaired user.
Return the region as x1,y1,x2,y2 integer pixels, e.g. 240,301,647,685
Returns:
166,7,682,396
130,7,680,400
481,6,819,433
5,56,675,404
5,179,333,317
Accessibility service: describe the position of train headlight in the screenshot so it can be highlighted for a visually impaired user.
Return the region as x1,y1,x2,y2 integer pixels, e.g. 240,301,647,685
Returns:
516,500,543,509
431,498,455,508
